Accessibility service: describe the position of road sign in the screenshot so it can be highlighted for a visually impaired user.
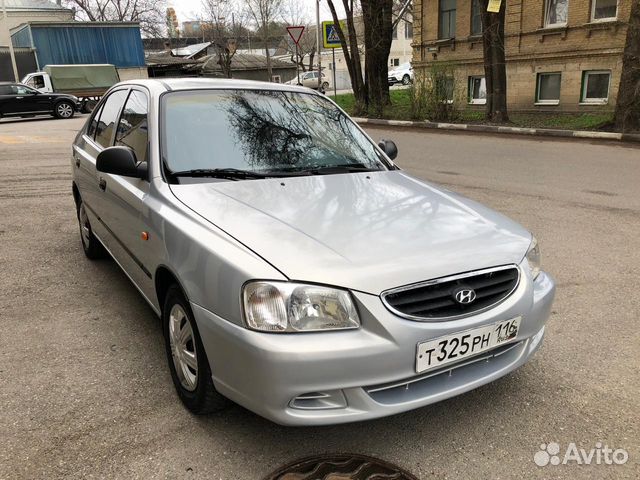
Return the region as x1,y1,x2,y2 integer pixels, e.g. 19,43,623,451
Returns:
322,20,345,49
286,26,305,44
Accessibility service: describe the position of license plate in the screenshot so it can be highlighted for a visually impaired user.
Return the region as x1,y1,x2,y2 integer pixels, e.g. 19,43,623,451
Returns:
415,317,521,373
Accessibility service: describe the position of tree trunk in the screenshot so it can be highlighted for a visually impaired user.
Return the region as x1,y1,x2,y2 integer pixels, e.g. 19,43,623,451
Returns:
614,0,640,132
327,0,367,114
361,0,394,117
481,1,509,122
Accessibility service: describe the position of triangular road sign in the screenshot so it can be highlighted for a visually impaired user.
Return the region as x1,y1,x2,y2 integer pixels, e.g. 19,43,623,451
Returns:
327,26,340,42
286,26,305,44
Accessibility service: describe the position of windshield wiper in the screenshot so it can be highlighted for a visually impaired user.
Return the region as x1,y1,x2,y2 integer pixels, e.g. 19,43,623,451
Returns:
170,168,270,181
308,164,380,174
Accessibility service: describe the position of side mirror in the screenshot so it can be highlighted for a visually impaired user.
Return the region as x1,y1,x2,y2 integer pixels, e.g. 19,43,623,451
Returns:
96,146,147,179
378,139,398,160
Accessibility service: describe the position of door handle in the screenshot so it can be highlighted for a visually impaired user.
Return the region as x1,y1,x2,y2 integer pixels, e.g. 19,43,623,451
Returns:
98,177,107,191
16,96,24,99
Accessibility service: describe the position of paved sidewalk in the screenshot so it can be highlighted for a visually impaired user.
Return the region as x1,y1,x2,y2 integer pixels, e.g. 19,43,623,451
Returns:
354,117,640,144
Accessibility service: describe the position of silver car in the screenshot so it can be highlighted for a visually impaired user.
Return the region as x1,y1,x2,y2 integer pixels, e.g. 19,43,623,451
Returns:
71,79,555,426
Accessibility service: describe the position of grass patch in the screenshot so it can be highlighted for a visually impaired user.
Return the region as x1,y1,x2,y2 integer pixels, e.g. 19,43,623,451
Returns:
333,90,614,130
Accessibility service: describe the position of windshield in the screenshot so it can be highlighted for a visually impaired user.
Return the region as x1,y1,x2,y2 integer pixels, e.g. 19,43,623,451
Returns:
161,89,389,177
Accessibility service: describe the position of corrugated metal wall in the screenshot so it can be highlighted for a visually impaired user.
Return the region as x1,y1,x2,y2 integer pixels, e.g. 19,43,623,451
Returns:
27,25,145,68
11,27,32,49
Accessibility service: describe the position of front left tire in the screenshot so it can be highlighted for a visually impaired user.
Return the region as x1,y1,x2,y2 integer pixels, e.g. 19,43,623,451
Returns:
54,101,75,119
402,74,411,85
163,285,229,414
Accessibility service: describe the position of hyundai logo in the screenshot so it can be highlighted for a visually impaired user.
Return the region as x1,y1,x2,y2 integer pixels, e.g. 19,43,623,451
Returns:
454,288,477,304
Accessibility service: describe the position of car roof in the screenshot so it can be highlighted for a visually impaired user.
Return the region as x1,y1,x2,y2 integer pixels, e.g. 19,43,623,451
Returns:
117,77,318,95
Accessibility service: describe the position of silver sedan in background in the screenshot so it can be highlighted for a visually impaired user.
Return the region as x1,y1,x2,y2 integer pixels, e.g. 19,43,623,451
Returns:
71,79,555,426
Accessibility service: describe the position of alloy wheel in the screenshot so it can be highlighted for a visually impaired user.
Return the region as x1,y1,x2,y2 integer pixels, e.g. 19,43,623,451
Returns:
168,304,198,391
57,103,73,118
78,203,91,248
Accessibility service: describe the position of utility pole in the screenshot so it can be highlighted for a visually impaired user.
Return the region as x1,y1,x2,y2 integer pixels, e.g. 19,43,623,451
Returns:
316,0,322,90
1,0,19,82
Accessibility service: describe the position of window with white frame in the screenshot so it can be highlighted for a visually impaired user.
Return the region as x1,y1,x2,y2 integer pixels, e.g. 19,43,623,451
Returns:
591,0,617,21
581,70,610,103
545,0,568,27
391,58,400,67
468,76,486,104
536,72,561,104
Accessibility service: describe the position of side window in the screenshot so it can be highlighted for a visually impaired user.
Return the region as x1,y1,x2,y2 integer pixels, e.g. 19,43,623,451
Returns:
87,103,105,139
94,90,128,148
0,85,13,95
115,90,149,163
15,85,35,95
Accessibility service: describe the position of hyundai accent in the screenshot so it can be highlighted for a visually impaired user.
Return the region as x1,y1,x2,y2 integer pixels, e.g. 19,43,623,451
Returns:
71,79,555,425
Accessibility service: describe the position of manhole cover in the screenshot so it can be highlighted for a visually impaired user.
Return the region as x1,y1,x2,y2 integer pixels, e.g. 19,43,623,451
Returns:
264,453,418,480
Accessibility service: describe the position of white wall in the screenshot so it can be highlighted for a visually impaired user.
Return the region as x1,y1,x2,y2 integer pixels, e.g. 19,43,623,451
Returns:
1,10,74,45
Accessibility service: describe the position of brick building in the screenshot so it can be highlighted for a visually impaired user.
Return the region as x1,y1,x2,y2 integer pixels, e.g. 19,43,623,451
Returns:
412,0,632,112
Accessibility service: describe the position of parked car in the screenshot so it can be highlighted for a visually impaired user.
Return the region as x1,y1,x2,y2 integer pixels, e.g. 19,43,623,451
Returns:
0,82,77,119
72,78,555,426
22,64,120,113
286,71,330,90
388,62,413,85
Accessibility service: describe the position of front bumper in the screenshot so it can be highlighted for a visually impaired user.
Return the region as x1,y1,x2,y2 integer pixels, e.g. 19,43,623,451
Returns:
194,271,555,426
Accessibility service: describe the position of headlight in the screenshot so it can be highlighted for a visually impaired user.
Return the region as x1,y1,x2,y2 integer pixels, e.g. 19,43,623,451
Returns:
242,281,360,333
526,236,541,280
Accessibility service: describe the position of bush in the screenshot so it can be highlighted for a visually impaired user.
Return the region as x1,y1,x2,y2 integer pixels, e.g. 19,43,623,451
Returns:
410,63,463,122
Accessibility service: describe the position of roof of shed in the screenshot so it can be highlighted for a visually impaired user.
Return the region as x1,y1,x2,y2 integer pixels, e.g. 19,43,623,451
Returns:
202,53,295,72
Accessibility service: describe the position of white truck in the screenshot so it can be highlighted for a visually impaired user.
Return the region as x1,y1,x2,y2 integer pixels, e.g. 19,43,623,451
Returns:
22,64,120,113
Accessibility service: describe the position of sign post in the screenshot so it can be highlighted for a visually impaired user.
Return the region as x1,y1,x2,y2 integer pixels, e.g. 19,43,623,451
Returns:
286,26,305,86
322,20,344,98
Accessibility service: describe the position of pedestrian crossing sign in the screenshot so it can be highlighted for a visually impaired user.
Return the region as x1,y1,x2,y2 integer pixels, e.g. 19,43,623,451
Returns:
322,21,345,48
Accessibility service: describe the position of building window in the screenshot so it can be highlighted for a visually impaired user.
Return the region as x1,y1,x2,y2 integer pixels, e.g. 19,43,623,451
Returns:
391,58,400,67
436,76,455,102
544,0,568,27
581,70,611,103
536,73,561,104
405,22,413,39
468,76,486,104
471,0,483,35
591,0,617,21
392,25,398,39
439,0,457,39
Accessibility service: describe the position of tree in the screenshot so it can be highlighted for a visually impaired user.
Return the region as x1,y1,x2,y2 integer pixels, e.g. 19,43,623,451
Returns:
480,0,508,122
201,0,248,78
326,0,367,114
63,0,165,37
614,0,640,132
361,0,394,116
246,0,284,80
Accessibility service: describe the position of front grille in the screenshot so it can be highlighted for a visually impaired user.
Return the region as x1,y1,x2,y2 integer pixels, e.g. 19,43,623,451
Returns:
382,265,520,320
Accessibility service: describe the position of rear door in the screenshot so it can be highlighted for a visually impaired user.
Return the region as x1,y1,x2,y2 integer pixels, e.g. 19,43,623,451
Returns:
0,84,38,114
73,88,129,246
0,85,14,115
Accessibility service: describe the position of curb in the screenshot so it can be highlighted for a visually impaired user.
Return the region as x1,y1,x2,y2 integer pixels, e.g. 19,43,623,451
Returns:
352,117,640,144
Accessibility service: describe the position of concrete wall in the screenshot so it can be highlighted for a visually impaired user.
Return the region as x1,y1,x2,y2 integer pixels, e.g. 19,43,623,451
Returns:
412,0,631,112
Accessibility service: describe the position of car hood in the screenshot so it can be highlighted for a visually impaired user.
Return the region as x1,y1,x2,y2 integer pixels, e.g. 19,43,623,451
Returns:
170,171,532,294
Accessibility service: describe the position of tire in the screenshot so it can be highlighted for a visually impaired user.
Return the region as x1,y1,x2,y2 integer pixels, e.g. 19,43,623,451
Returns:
402,74,411,85
163,285,229,414
77,199,106,259
81,100,97,114
322,81,329,90
54,101,75,119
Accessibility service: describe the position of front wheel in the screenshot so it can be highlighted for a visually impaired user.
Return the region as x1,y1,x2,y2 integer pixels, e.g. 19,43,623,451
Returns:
54,101,75,119
402,74,411,85
163,285,229,414
322,81,329,90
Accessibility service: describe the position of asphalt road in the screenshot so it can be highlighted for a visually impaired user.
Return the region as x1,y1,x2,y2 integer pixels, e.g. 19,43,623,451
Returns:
1,116,638,479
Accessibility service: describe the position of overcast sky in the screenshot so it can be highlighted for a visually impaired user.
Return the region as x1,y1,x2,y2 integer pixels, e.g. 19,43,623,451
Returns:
168,0,342,24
